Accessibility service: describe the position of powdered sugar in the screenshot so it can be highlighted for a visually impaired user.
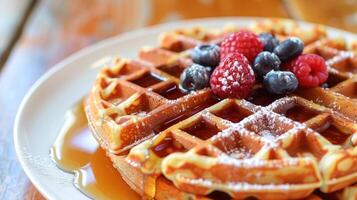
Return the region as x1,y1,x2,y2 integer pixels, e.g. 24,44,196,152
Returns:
229,148,253,159
210,99,314,158
227,75,234,81
179,175,291,191
259,130,276,142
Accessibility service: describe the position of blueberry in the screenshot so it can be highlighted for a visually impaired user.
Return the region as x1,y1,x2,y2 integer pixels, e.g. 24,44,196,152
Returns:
253,51,281,79
259,33,280,52
273,37,304,62
191,44,220,68
321,83,329,88
180,64,210,92
205,66,213,74
264,71,298,94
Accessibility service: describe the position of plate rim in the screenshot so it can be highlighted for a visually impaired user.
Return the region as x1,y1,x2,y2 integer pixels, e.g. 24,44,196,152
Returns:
13,16,357,199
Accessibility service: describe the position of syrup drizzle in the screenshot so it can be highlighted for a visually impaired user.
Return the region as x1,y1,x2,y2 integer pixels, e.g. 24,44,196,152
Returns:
50,101,140,200
213,103,250,123
319,125,351,145
284,105,318,122
183,118,221,140
130,72,164,88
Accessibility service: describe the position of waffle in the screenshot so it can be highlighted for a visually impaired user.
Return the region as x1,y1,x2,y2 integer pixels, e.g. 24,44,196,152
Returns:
85,18,357,199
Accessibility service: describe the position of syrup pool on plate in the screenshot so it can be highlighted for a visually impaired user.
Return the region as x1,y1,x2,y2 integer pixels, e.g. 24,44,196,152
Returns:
50,100,140,200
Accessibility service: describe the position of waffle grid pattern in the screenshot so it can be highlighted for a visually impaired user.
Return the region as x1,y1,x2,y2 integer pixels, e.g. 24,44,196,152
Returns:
85,19,357,199
127,97,357,199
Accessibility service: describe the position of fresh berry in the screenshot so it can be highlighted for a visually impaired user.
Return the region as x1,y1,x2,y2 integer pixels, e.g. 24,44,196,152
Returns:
205,66,213,74
258,33,280,52
321,83,329,88
253,51,281,79
191,44,220,68
220,30,263,62
273,37,304,62
210,53,255,99
264,71,298,94
180,64,210,92
284,54,328,87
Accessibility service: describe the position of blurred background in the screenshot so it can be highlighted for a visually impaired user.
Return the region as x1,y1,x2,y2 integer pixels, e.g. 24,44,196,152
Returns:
1,0,357,199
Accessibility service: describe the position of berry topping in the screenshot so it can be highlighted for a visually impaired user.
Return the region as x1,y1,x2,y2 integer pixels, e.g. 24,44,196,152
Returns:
220,30,263,62
284,54,328,87
253,51,281,79
180,64,210,92
191,44,220,68
210,53,255,99
264,71,298,94
258,33,280,52
273,37,304,62
321,83,329,88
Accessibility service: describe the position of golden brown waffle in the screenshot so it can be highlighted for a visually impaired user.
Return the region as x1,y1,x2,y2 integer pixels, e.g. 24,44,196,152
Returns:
85,18,357,199
86,27,234,153
122,97,357,199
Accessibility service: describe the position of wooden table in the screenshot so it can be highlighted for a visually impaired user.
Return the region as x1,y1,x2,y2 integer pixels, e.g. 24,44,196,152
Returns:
0,0,353,199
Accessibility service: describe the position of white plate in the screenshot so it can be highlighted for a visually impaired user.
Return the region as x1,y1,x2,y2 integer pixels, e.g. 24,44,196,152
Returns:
14,17,357,200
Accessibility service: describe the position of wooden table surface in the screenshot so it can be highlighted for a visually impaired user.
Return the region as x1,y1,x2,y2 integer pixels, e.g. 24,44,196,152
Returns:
0,0,354,199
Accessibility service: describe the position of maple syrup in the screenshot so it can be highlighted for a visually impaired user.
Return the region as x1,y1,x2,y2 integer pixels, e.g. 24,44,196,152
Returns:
151,136,186,158
130,72,164,88
182,118,221,140
319,125,351,145
212,103,251,123
284,105,318,122
156,84,186,100
153,96,219,133
50,101,140,200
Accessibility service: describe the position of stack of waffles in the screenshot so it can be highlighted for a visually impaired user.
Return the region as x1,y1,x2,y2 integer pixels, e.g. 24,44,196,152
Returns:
85,18,357,199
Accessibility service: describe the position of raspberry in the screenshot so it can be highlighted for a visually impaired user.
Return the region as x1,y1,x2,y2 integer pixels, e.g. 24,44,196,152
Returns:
210,53,255,99
284,54,328,87
220,30,263,62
